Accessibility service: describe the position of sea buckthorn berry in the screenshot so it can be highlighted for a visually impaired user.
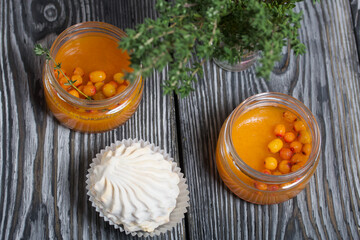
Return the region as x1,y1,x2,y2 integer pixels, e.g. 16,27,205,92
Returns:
68,89,79,98
71,74,83,87
116,84,128,95
59,77,70,90
93,92,106,100
302,143,311,155
254,182,267,191
268,138,283,153
284,132,296,143
268,185,279,191
108,80,118,89
73,67,84,77
124,80,130,86
290,141,302,153
102,83,116,98
291,153,306,164
62,85,71,91
293,120,306,132
298,130,311,144
274,124,286,137
273,171,282,176
279,148,293,160
283,111,297,122
262,169,272,175
58,76,66,83
264,157,278,170
291,164,301,172
291,161,306,172
78,85,85,98
54,69,66,79
94,81,105,91
278,160,291,174
113,72,125,84
83,85,96,97
89,70,106,83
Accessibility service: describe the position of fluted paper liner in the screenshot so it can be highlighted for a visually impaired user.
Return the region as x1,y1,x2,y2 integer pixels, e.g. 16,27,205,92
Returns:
86,138,190,237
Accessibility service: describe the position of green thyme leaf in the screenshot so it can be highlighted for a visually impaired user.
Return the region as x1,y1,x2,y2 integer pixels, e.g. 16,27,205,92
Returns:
118,0,315,96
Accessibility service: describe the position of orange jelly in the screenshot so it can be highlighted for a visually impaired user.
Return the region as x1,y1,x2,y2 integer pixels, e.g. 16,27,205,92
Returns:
216,93,321,204
55,36,132,82
42,22,143,132
232,107,293,172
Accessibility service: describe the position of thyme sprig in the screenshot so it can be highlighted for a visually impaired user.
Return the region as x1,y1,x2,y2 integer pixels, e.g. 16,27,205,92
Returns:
120,0,316,97
34,44,92,100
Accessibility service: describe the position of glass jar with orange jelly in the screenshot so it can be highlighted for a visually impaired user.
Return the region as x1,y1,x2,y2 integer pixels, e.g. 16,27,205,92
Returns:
216,93,321,204
42,22,143,133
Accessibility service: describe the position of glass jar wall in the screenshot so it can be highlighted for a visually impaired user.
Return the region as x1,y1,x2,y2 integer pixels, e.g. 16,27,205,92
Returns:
216,93,321,204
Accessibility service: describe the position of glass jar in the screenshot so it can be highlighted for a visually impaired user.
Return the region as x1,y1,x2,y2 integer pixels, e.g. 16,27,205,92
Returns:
213,51,258,72
216,92,321,204
42,22,143,133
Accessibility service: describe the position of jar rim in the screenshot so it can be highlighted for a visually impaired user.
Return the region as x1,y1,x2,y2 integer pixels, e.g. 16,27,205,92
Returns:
224,92,321,184
47,21,141,108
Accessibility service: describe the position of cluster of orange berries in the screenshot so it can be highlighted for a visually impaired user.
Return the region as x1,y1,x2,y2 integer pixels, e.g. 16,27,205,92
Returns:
254,110,312,191
55,67,129,100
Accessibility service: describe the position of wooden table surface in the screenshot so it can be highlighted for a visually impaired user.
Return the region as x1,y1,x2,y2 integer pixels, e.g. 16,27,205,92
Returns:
1,0,360,239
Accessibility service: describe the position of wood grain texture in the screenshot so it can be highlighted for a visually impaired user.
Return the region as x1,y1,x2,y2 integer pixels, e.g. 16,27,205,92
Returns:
350,0,360,58
177,0,360,239
0,0,184,239
1,0,360,239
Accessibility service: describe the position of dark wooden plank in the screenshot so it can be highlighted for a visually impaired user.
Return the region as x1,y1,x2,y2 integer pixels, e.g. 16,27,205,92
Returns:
349,0,360,58
178,0,360,239
0,0,184,239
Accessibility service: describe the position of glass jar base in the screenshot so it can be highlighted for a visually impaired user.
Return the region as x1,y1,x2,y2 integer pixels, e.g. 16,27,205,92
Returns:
213,52,258,72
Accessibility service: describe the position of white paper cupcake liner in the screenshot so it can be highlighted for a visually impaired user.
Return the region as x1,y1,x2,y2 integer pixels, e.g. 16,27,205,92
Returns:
86,138,190,237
